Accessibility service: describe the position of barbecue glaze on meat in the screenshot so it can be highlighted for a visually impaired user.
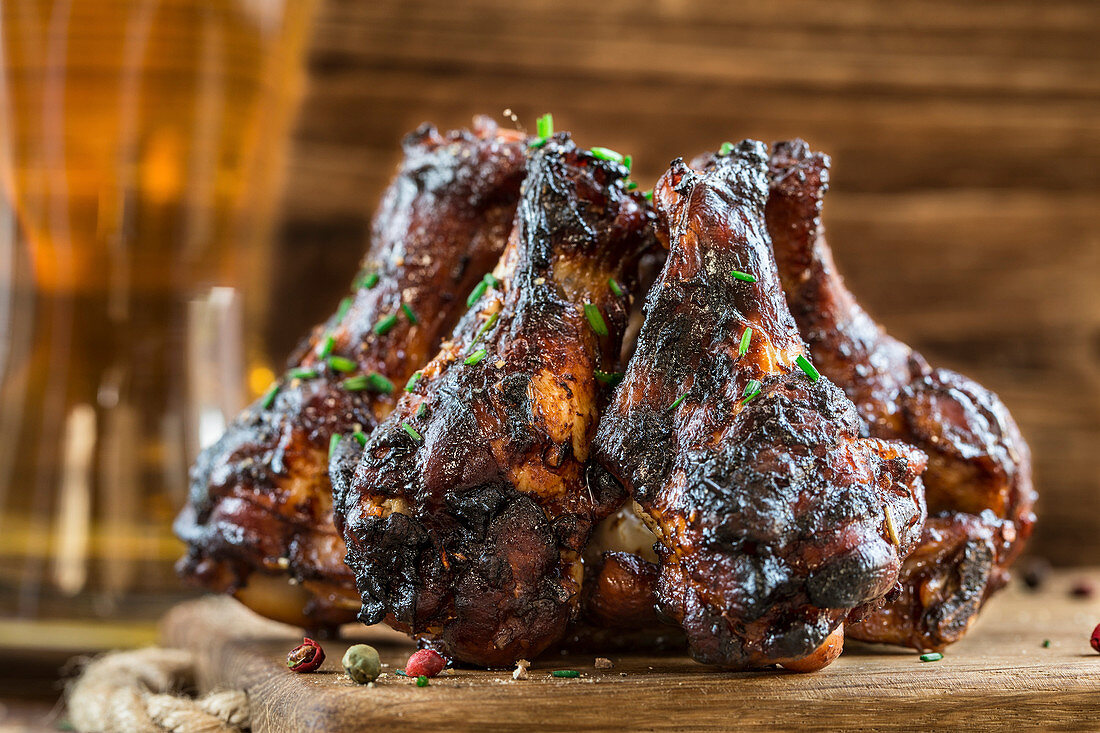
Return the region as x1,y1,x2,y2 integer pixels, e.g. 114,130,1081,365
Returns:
333,134,656,666
174,118,526,629
764,139,1035,651
592,141,927,670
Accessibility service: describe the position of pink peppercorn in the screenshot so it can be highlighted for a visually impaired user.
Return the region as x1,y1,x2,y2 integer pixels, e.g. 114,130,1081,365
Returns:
287,637,325,673
405,649,446,678
1071,580,1095,599
1091,624,1100,653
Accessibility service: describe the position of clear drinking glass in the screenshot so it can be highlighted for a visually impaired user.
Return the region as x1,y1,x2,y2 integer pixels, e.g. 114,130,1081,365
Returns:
0,0,315,635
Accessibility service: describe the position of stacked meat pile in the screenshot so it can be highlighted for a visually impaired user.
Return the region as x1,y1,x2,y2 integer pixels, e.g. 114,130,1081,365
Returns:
175,117,1034,672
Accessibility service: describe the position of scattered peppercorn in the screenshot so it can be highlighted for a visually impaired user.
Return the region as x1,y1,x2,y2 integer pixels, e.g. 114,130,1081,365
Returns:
1071,580,1095,599
919,652,943,663
416,675,429,687
1042,639,1051,648
1091,624,1100,653
1019,557,1051,591
342,644,382,684
287,638,325,673
551,670,580,678
405,649,447,678
594,657,614,670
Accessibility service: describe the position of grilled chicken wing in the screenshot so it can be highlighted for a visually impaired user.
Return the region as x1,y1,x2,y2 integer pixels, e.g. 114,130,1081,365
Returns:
332,134,656,666
764,139,1035,651
174,117,527,629
592,141,927,670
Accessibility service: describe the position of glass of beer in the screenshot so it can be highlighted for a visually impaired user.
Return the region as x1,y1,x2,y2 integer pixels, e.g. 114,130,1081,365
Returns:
0,0,315,633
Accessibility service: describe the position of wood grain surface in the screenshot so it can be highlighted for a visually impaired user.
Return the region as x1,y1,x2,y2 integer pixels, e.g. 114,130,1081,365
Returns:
163,571,1100,732
268,0,1100,567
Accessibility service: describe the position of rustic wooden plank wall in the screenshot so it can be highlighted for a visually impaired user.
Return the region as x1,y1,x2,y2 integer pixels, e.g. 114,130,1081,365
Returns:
269,0,1100,565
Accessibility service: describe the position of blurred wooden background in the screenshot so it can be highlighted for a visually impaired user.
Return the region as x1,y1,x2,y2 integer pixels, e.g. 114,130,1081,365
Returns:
270,0,1100,565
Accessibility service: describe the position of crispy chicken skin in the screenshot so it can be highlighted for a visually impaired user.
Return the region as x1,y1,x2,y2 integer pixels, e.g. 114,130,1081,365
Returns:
332,134,656,666
592,141,927,670
764,139,1036,651
174,117,527,629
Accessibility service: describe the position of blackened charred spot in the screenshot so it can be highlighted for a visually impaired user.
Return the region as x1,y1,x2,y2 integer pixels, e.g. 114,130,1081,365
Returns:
585,462,626,510
347,512,436,627
553,513,592,553
765,614,834,661
497,372,536,450
806,541,896,608
445,484,507,540
602,408,675,505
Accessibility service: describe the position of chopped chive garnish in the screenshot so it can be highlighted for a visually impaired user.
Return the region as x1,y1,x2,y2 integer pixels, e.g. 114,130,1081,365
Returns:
340,375,369,391
366,373,395,394
483,272,500,289
643,190,653,201
416,402,427,418
405,371,422,393
551,670,580,679
401,303,418,325
623,154,633,171
536,113,553,139
739,327,753,356
261,383,279,409
401,422,422,443
584,303,608,336
467,280,488,308
731,269,757,283
719,141,734,156
374,312,398,336
626,181,638,191
919,652,943,663
469,312,500,349
795,354,821,382
590,147,624,163
328,433,341,457
336,296,353,322
327,355,356,373
465,348,488,366
528,136,548,149
667,393,687,412
741,388,761,404
594,370,623,386
316,334,335,359
742,379,761,398
608,278,624,297
289,367,318,380
416,675,429,687
352,430,368,447
355,271,379,290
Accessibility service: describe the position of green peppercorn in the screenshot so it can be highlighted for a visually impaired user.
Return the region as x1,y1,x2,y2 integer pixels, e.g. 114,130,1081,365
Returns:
342,644,382,684
416,675,429,687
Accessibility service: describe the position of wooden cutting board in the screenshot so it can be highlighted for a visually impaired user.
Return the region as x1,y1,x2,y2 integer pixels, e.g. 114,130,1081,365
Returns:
161,571,1100,732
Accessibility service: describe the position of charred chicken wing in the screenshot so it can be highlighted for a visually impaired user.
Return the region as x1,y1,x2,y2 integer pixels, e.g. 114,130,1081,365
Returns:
174,117,526,628
592,141,927,670
764,139,1035,651
332,134,656,666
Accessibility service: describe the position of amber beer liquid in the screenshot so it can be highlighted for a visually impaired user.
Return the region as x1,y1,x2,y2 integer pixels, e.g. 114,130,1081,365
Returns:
0,0,313,624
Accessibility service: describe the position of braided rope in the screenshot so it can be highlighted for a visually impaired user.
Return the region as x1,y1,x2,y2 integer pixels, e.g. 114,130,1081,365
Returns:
67,648,249,733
